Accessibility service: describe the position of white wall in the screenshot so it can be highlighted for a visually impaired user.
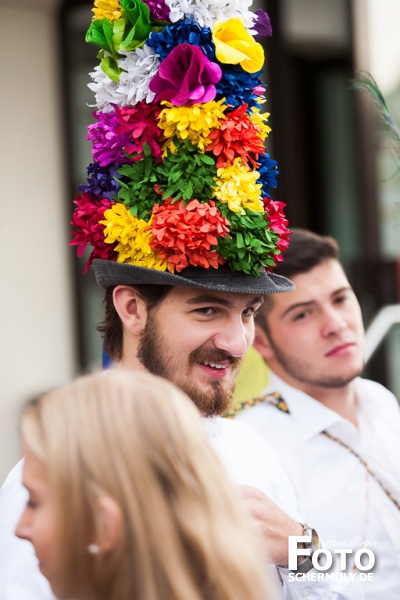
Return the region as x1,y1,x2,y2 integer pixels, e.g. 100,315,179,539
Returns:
0,0,76,483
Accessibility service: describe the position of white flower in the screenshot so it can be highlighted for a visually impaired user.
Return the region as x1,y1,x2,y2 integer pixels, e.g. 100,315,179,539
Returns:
117,45,160,106
164,0,256,32
87,45,160,110
88,65,122,111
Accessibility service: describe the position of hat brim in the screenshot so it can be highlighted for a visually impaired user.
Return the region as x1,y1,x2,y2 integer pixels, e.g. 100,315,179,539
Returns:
92,259,295,295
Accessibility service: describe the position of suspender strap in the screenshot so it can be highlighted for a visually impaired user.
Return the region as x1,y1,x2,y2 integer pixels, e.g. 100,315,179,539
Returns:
228,392,400,512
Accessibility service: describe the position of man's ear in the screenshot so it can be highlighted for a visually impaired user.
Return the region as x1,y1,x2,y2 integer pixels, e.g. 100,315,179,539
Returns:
253,323,275,362
112,286,147,336
93,496,122,554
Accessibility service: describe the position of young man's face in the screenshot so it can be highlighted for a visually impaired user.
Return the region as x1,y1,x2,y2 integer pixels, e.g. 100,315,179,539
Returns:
259,259,364,395
138,287,263,416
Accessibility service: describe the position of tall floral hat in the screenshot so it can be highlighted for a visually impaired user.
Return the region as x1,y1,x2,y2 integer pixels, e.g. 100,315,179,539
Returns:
70,0,293,294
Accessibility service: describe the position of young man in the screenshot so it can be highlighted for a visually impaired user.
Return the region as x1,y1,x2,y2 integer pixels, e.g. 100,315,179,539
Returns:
234,229,400,599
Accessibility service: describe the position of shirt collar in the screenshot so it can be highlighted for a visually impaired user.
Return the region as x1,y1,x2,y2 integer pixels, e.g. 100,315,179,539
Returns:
265,371,354,442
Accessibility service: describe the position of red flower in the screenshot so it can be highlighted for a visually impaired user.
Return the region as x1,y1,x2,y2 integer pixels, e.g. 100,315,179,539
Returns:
116,102,164,161
263,197,291,263
150,198,230,272
70,192,116,273
205,104,265,168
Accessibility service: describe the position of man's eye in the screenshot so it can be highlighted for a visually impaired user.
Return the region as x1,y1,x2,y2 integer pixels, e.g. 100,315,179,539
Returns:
293,311,308,321
243,307,257,318
195,307,215,316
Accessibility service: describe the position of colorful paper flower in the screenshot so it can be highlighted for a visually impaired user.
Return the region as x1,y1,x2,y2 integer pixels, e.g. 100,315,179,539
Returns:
100,203,167,269
250,106,271,141
212,18,264,73
158,99,225,150
92,0,122,21
116,102,164,160
155,140,217,202
149,43,222,105
164,0,256,32
263,197,291,262
216,205,281,275
215,65,264,109
117,46,160,106
205,104,265,168
214,158,263,213
77,163,122,200
253,9,272,39
87,109,131,166
257,153,278,198
146,18,215,62
70,193,116,273
150,197,229,271
142,0,171,22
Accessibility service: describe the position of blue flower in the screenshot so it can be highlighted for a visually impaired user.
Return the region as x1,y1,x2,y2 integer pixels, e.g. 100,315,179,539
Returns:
215,66,265,109
257,153,279,198
146,18,215,62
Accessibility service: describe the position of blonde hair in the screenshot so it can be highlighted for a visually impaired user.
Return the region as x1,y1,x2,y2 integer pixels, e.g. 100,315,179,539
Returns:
22,370,269,600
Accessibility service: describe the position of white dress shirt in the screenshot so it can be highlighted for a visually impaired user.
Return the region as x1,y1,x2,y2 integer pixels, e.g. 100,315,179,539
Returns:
235,371,400,599
0,418,362,600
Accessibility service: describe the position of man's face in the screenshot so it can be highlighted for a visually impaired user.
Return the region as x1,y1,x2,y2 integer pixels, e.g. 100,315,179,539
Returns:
138,287,263,416
260,259,364,394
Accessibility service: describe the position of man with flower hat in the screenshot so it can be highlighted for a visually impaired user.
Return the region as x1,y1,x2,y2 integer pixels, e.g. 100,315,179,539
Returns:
0,1,362,598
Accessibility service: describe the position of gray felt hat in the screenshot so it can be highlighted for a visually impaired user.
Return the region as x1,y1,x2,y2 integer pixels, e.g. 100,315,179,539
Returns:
93,259,294,294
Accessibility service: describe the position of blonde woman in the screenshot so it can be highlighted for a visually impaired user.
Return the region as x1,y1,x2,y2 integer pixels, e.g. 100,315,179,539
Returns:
16,370,270,600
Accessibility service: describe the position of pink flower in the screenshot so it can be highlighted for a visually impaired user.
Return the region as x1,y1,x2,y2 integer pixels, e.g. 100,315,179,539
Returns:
149,43,222,105
263,197,291,262
70,193,116,272
116,102,164,161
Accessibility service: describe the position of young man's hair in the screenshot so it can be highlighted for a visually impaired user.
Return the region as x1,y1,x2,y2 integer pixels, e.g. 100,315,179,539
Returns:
21,370,270,600
257,228,340,327
272,228,339,280
98,285,172,361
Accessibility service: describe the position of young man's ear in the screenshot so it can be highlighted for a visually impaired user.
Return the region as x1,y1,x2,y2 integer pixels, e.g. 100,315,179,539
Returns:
91,496,122,554
112,286,147,336
253,323,275,362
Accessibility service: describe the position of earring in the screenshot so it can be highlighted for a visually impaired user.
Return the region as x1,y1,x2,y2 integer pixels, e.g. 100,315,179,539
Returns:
88,543,100,555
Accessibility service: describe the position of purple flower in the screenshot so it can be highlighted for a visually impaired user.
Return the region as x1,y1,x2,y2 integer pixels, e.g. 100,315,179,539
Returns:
253,9,272,39
87,110,131,167
142,0,170,22
78,163,121,200
149,43,222,105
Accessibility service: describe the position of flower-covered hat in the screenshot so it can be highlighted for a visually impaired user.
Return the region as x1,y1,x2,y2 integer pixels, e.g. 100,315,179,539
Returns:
70,0,294,294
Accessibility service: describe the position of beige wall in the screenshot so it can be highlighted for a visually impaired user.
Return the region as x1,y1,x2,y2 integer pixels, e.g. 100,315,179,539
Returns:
0,0,76,483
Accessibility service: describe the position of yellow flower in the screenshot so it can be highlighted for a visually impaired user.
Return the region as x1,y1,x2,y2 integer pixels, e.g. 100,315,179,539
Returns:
92,0,121,21
212,18,264,74
214,158,264,213
250,107,271,142
100,203,167,270
158,100,226,152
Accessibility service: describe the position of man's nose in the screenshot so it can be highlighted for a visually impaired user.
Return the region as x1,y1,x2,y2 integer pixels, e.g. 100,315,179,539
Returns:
321,307,347,337
212,318,252,357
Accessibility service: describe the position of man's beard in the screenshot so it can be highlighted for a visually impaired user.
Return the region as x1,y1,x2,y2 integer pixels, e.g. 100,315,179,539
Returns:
267,328,363,389
137,315,242,416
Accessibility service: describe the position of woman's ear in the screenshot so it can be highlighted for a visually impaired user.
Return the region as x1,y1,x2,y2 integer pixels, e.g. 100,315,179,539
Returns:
112,286,147,336
253,324,274,362
92,496,122,554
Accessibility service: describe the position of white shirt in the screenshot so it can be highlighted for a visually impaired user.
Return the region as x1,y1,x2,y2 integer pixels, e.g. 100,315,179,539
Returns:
0,418,362,600
235,372,400,600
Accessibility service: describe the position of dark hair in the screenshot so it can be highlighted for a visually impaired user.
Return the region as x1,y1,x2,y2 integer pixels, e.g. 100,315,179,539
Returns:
257,229,340,326
97,285,172,361
272,228,339,280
